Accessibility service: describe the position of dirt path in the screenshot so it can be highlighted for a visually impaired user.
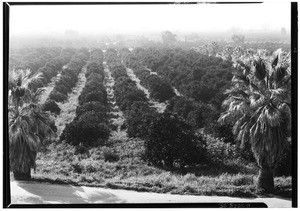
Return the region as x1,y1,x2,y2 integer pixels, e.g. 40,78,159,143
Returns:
143,66,181,97
103,62,126,138
39,73,61,105
39,66,70,104
10,180,291,207
55,64,87,136
126,67,166,113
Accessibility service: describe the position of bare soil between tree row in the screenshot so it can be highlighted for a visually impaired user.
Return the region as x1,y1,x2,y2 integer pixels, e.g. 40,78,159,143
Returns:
125,67,166,113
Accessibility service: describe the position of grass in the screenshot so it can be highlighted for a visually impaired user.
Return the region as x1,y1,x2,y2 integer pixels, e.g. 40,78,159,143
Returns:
29,133,292,199
55,66,87,136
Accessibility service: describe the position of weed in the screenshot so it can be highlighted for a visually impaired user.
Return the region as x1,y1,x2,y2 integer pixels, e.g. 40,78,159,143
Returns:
102,146,120,162
31,133,292,198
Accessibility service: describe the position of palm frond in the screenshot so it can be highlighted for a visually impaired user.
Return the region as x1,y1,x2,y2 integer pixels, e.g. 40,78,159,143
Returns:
264,106,281,127
222,50,291,168
270,88,289,105
271,66,288,86
253,58,267,80
233,114,248,135
232,74,250,86
271,54,279,68
249,82,261,94
8,70,18,91
218,112,231,124
23,71,44,91
31,88,46,104
250,95,265,109
225,87,249,99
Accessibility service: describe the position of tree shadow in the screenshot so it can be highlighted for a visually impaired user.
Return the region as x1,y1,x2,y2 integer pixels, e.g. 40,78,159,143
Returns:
12,180,126,204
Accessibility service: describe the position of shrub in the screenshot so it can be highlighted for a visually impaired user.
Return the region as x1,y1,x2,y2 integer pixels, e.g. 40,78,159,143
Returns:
125,102,156,138
274,140,292,176
60,119,110,146
74,143,90,156
205,122,235,144
71,163,84,174
31,80,45,93
167,96,217,129
76,101,107,118
205,136,238,164
144,112,207,168
53,84,69,96
39,66,55,83
85,164,97,173
119,90,148,111
86,73,104,84
102,147,120,162
59,75,75,90
79,91,107,105
49,91,68,102
86,62,104,78
146,75,176,102
76,111,107,124
42,99,61,115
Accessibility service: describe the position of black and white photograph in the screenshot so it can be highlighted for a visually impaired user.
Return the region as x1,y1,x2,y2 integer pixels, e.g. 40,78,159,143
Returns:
3,0,297,208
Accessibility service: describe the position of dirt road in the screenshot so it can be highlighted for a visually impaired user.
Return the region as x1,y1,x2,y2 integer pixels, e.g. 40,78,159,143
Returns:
10,181,291,207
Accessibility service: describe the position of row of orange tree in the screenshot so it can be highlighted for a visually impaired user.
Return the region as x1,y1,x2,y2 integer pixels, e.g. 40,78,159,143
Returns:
122,50,176,103
106,48,208,169
43,49,89,116
9,47,62,75
60,49,110,147
128,46,291,192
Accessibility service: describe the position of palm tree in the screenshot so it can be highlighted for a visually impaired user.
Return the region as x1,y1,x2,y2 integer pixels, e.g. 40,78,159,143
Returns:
8,69,54,180
218,49,291,192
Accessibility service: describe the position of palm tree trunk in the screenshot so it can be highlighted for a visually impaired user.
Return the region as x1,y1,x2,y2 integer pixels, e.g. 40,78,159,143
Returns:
13,169,31,180
257,167,274,193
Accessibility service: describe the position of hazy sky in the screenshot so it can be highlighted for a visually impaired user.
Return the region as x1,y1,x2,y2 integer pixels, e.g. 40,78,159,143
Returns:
10,2,291,36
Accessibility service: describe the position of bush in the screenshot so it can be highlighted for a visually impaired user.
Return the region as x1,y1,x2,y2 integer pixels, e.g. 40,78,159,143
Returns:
76,102,107,118
205,123,235,144
86,73,104,84
119,90,148,111
86,62,104,78
147,75,176,102
60,119,110,146
79,91,107,105
39,66,55,83
144,112,207,168
71,163,84,174
31,80,45,93
49,119,57,133
167,96,216,129
59,75,76,90
74,143,90,156
49,91,68,102
53,84,69,96
205,136,238,164
274,140,292,176
76,111,107,124
102,147,120,162
125,101,156,138
42,99,61,115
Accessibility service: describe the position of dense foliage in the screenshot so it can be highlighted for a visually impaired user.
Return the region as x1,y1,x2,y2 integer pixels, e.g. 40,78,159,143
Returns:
124,53,176,102
8,69,54,179
61,49,110,146
218,49,291,192
106,48,149,113
144,112,207,168
42,99,61,115
48,49,89,102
